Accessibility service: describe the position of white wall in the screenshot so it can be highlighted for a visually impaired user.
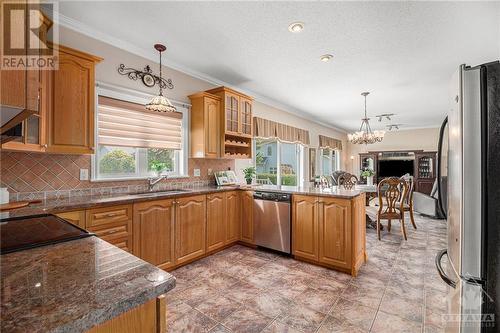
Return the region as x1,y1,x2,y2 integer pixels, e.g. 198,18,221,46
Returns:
58,26,348,184
346,127,440,176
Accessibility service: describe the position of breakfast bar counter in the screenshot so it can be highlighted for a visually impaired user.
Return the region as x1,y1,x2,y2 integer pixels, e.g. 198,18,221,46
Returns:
0,236,176,333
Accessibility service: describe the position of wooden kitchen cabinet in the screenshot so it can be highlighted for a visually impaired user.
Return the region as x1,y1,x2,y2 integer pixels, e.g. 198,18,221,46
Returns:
2,44,102,154
292,193,366,276
45,45,102,154
205,86,253,158
175,195,206,265
55,210,86,229
189,92,222,158
318,197,351,269
240,191,254,244
133,200,175,270
225,191,240,244
86,205,133,253
206,193,226,252
292,195,319,261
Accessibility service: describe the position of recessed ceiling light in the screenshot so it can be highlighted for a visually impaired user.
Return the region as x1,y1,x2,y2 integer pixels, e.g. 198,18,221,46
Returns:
320,54,333,62
288,22,304,33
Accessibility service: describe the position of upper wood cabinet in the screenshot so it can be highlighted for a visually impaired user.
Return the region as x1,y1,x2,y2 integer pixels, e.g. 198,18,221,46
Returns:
1,44,102,154
292,195,319,261
175,195,206,265
240,191,254,244
45,45,102,154
206,193,226,252
225,191,240,244
188,92,221,158
133,199,175,270
206,86,253,159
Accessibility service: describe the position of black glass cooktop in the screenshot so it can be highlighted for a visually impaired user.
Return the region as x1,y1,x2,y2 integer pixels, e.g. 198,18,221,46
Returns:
0,214,93,254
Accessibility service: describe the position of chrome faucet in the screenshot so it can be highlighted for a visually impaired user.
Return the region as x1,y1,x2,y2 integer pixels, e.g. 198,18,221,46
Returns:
147,174,169,192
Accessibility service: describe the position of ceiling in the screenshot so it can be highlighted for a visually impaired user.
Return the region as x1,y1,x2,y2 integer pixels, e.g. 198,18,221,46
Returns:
57,1,500,132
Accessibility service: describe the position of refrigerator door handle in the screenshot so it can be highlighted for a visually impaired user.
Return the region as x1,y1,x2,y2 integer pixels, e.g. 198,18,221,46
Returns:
436,116,448,218
435,249,457,289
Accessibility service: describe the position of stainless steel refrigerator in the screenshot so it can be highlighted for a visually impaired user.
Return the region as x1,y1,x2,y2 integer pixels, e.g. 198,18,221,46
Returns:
435,62,500,332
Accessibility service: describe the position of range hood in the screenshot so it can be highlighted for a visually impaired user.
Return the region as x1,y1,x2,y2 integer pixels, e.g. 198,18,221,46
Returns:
0,105,36,144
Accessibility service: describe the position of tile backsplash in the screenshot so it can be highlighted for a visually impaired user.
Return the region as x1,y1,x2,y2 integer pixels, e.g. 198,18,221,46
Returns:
0,151,235,201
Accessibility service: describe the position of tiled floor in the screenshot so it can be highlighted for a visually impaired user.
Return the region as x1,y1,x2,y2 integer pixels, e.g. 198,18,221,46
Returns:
167,212,449,333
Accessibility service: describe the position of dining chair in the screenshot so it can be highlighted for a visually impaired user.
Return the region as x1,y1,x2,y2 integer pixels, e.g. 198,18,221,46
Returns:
376,177,409,240
338,173,358,190
399,175,417,230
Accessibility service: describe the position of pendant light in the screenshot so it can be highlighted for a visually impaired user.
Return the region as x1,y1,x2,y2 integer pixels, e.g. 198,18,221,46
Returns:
347,92,385,145
145,44,177,113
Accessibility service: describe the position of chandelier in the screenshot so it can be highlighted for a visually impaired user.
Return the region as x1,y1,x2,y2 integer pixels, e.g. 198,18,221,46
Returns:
145,44,177,113
348,92,385,144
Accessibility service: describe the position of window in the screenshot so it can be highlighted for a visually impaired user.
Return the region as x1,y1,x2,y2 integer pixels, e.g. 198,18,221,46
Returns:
254,138,304,186
92,91,188,180
320,148,339,176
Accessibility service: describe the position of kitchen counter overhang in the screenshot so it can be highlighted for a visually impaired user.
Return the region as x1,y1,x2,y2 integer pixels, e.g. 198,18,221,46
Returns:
0,236,176,333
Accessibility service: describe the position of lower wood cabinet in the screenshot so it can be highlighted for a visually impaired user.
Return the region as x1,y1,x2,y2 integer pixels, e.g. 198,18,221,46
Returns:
292,194,366,276
55,210,86,229
318,197,351,269
206,193,226,252
87,295,165,333
175,195,206,265
86,205,133,253
225,191,240,244
133,200,175,270
240,191,254,244
292,195,319,261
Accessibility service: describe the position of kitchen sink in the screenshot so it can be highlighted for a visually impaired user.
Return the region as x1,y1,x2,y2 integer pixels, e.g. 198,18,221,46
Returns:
135,189,191,197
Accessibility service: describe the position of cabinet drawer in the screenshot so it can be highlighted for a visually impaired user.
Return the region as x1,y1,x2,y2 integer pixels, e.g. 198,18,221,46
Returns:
86,205,132,228
90,224,129,238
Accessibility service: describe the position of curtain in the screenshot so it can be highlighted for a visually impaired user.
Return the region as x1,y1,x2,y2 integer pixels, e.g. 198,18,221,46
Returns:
319,135,342,150
253,117,310,145
98,96,183,149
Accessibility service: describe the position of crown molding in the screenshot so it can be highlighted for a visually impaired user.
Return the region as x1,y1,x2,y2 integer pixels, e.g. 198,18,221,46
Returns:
57,12,348,134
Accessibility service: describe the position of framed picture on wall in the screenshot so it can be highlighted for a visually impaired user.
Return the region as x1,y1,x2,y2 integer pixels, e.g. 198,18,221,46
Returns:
309,148,317,182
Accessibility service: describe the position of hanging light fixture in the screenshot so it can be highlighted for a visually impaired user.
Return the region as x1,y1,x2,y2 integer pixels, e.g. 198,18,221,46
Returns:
347,92,385,145
145,44,177,113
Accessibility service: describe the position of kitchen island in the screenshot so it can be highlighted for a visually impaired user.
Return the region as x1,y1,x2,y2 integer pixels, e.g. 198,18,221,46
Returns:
0,236,176,333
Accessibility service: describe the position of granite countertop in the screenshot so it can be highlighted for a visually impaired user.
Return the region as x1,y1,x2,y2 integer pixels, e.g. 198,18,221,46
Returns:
0,236,176,333
1,185,363,220
1,185,241,219
246,185,363,199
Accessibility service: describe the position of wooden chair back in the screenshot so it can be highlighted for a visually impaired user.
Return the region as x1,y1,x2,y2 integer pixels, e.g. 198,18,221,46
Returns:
377,177,408,218
400,175,414,204
338,173,358,190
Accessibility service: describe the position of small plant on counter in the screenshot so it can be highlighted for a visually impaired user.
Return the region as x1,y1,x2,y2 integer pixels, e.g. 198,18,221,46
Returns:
242,167,256,185
360,168,375,178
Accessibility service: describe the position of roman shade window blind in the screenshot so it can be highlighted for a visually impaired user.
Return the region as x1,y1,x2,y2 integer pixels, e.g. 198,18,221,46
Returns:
98,96,183,150
319,135,342,150
254,117,310,145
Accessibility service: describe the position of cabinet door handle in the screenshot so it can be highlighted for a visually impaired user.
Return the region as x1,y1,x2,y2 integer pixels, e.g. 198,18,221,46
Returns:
106,213,117,218
106,229,117,235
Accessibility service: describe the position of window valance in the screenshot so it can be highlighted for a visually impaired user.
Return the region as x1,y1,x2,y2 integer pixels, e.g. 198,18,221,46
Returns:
319,134,342,150
254,117,310,145
98,96,183,149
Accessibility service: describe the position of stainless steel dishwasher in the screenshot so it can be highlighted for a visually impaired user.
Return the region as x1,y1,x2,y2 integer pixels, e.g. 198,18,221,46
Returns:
253,191,291,254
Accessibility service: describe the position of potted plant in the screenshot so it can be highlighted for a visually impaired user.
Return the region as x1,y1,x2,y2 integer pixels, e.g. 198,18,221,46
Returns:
360,168,375,186
242,167,256,185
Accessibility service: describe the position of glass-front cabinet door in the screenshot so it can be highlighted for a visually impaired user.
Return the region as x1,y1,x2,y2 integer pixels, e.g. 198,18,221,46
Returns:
225,93,239,134
240,97,252,136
